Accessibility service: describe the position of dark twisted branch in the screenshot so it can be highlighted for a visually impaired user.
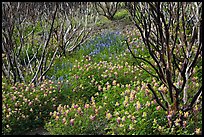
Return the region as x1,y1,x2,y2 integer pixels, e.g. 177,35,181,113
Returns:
147,84,167,111
183,86,202,112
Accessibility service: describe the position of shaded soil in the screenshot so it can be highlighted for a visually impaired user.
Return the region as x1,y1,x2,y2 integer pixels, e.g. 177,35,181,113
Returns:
21,127,50,135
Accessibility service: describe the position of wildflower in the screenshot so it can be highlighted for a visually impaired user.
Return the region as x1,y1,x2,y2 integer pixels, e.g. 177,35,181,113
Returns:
136,101,141,110
125,111,129,115
12,96,16,101
145,101,150,107
107,85,111,90
102,87,106,91
167,111,173,120
115,102,120,106
140,84,146,91
53,111,57,117
57,105,62,112
75,75,79,80
6,114,10,119
174,118,180,126
184,112,189,118
125,84,130,89
179,110,183,115
55,116,59,121
62,117,66,124
117,117,121,124
154,82,159,87
112,80,117,86
131,116,136,122
129,94,135,102
95,108,99,115
70,119,74,126
145,89,150,96
44,93,47,97
122,116,126,122
121,84,124,88
64,110,69,117
84,104,90,109
114,111,120,117
156,106,161,110
119,123,124,127
133,120,137,123
15,102,19,107
106,113,112,120
142,112,147,117
158,126,162,131
98,105,102,110
177,81,183,87
126,114,131,119
129,124,134,130
183,121,187,128
77,107,82,114
153,119,157,124
90,115,96,121
195,128,201,135
194,105,198,111
125,89,130,95
30,108,33,112
114,72,118,77
7,108,11,112
74,113,78,117
98,85,102,91
56,112,60,116
124,96,129,102
91,96,95,102
152,99,157,104
123,100,128,107
74,104,79,109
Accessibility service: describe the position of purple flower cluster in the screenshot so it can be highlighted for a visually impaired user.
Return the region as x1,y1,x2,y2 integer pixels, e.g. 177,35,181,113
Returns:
82,31,125,56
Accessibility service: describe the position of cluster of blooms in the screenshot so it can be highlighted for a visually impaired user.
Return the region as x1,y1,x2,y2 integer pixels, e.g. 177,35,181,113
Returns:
81,31,125,56
2,80,63,135
45,72,160,135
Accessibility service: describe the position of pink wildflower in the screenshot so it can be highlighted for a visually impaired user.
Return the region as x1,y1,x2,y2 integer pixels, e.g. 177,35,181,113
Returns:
117,117,121,124
70,119,74,126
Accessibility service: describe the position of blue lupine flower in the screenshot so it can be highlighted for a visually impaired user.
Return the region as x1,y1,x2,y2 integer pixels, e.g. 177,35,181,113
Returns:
51,75,56,80
62,63,65,68
134,49,137,54
58,76,64,81
83,31,125,57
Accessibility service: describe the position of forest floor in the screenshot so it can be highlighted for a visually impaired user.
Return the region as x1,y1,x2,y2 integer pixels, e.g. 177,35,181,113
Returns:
21,127,50,135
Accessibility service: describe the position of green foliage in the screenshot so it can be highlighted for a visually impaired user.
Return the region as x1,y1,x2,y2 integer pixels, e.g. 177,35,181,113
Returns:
96,16,112,27
113,9,130,20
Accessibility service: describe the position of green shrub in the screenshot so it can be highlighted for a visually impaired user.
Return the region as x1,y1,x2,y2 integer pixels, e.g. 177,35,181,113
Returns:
113,9,130,20
96,16,112,27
